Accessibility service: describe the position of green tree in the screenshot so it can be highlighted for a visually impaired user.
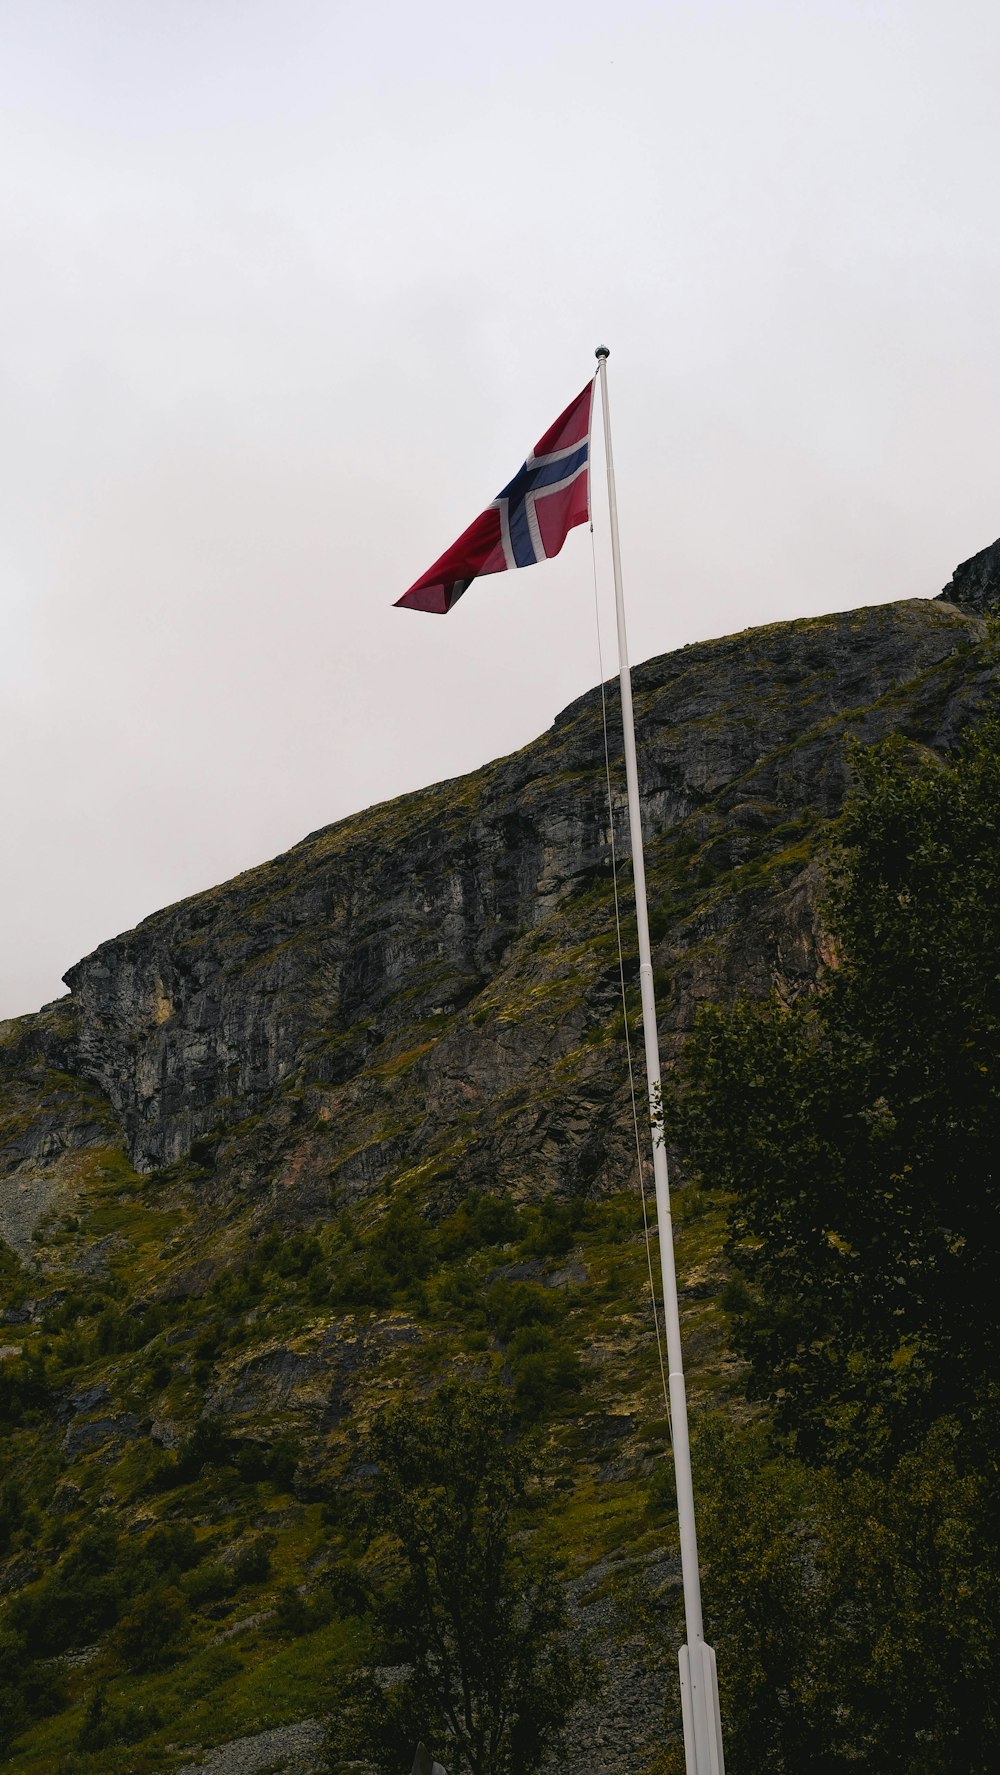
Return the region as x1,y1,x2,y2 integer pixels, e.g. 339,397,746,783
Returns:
664,711,1000,1769
328,1384,597,1775
639,1417,999,1775
674,713,1000,1465
626,1418,828,1775
815,1419,999,1773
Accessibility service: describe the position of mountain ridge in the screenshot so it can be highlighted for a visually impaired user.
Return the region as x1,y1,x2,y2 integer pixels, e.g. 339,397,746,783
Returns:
50,596,991,1177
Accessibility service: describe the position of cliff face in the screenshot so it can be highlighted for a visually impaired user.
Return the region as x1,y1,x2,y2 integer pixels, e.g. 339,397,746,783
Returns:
2,571,995,1284
937,533,1000,617
55,596,988,1196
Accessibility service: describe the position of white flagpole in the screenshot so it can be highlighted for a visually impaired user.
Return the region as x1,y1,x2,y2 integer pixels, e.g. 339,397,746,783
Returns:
594,346,725,1775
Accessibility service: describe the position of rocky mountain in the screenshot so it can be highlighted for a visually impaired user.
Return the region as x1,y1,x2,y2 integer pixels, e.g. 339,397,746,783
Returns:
0,537,997,1775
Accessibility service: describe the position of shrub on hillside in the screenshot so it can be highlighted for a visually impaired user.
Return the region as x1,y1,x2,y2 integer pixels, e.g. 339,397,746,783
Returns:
112,1584,189,1672
77,1684,163,1752
10,1522,123,1655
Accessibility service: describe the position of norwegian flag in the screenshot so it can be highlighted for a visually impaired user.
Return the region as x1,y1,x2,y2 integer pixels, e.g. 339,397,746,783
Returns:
395,382,593,614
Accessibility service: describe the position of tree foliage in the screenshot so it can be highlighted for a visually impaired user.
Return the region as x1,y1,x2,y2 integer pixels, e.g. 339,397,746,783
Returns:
675,712,1000,1465
328,1384,597,1775
665,711,1000,1771
638,1412,998,1775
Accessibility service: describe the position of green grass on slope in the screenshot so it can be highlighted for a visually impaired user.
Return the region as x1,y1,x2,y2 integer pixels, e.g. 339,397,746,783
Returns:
0,1157,733,1774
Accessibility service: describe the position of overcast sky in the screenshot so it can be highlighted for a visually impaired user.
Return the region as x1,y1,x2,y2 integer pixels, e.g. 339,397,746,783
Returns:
2,0,999,1020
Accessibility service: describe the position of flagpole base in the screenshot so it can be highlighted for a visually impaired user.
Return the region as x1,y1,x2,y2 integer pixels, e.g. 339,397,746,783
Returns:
678,1642,725,1775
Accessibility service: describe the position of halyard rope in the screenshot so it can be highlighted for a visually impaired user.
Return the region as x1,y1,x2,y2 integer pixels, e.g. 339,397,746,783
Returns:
588,503,672,1427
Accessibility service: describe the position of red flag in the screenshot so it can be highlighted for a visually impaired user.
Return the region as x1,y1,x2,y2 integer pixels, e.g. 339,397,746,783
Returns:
396,382,593,614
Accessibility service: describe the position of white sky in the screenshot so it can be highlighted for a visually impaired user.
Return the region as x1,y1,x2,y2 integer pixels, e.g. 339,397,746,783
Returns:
2,0,999,1019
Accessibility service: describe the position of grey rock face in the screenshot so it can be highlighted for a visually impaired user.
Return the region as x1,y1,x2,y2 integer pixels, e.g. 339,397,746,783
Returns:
56,596,987,1196
1,585,995,1232
936,535,1000,618
61,1413,142,1459
0,1000,125,1254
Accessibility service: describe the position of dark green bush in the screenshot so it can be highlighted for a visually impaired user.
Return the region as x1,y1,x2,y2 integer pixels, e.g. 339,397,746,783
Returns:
0,1478,25,1557
77,1684,162,1751
0,1351,49,1426
92,1301,165,1358
435,1268,487,1326
519,1197,582,1259
271,1581,334,1637
438,1193,522,1257
274,1582,309,1635
182,1559,233,1609
486,1281,558,1344
171,1417,234,1482
154,1421,302,1496
273,1233,324,1278
112,1585,189,1672
328,1252,394,1312
10,1522,123,1654
509,1342,583,1419
234,1431,302,1491
145,1520,203,1577
378,1202,434,1289
0,1626,67,1754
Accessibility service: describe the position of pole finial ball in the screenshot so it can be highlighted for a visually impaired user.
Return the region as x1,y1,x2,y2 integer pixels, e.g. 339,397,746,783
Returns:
595,344,610,360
